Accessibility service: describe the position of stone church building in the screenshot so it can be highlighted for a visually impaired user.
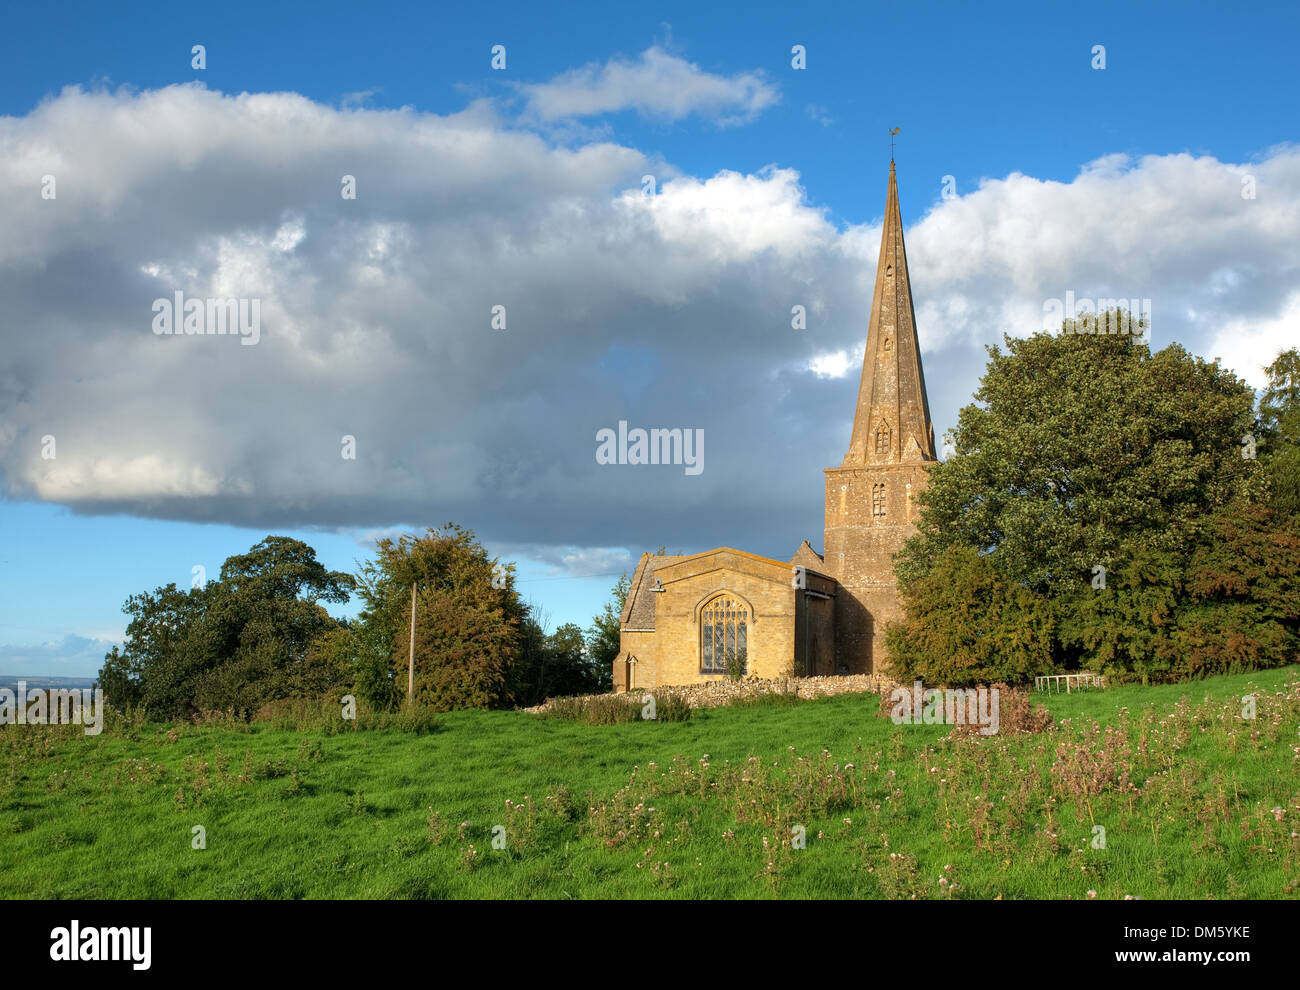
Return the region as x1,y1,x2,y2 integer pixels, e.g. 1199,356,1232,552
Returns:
614,162,937,692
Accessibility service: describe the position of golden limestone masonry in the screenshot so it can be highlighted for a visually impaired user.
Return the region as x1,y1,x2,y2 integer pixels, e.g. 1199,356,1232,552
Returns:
614,162,936,692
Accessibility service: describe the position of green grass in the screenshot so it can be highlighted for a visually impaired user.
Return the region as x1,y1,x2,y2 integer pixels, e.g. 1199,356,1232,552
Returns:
2,666,1298,899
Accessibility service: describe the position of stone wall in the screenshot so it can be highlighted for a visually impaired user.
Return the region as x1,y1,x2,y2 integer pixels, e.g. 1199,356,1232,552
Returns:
526,672,902,714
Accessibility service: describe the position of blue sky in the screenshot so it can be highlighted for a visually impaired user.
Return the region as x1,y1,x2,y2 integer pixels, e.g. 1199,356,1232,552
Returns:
1,0,1298,675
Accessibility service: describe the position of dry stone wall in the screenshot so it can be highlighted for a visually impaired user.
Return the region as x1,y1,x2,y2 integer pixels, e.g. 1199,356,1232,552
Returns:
525,672,903,713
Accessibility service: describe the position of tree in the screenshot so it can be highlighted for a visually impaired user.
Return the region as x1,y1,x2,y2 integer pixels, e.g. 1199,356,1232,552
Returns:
511,610,612,706
407,582,521,710
584,573,628,693
1258,347,1300,515
509,609,553,707
891,327,1297,683
543,622,600,697
300,621,394,708
354,524,526,711
99,583,202,716
885,545,1056,686
98,537,354,718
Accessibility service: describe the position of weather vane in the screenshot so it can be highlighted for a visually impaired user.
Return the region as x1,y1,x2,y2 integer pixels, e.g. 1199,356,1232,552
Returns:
889,127,901,162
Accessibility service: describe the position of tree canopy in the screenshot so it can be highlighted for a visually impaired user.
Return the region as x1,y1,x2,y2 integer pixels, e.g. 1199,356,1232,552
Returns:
889,329,1300,685
355,524,527,711
99,537,354,718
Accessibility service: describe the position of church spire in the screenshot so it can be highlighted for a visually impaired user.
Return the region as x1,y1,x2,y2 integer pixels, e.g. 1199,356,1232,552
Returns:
842,162,935,466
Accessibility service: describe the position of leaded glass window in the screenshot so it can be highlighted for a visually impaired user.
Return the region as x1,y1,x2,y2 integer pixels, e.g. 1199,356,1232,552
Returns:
700,596,748,675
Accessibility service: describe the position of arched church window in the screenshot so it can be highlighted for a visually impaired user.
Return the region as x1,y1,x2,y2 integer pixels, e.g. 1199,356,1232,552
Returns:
700,595,748,675
872,483,887,518
875,422,891,455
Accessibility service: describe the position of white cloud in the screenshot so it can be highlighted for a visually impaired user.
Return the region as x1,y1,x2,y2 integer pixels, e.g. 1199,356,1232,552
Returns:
519,46,779,125
1206,288,1300,389
496,543,633,579
805,104,833,127
1,83,1297,561
353,526,420,549
807,343,863,379
903,150,1300,369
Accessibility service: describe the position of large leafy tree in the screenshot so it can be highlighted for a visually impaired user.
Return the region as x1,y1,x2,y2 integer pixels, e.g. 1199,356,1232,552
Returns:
899,333,1259,593
355,524,526,711
99,537,354,718
890,329,1298,683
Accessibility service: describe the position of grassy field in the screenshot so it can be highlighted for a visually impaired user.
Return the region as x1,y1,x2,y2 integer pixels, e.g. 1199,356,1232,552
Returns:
2,667,1298,899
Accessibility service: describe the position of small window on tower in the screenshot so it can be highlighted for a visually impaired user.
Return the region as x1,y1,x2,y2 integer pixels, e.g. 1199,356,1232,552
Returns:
872,483,887,518
886,264,893,278
875,422,891,454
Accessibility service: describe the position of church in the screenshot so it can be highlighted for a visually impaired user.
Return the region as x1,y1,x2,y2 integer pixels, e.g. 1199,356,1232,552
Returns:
613,162,937,692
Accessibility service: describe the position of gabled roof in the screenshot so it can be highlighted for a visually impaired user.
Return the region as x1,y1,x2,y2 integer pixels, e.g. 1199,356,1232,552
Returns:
791,539,824,566
621,547,796,632
621,553,686,630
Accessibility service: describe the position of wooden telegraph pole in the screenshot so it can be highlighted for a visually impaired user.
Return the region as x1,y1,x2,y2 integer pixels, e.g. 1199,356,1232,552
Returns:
408,581,416,701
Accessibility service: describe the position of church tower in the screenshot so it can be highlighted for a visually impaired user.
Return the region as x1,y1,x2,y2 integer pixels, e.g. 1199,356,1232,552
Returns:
824,161,936,674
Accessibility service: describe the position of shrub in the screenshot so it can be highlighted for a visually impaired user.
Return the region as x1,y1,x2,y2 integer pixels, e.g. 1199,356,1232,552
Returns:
654,692,693,722
539,691,690,724
540,694,640,725
948,683,1054,738
886,545,1057,686
583,695,642,725
724,648,748,681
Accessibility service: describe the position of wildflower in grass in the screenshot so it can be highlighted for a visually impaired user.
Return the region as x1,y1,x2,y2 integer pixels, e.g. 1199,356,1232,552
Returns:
1087,890,1098,899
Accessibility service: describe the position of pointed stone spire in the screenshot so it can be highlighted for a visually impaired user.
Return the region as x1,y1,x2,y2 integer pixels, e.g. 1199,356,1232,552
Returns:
842,162,935,466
